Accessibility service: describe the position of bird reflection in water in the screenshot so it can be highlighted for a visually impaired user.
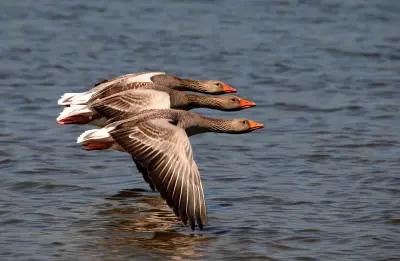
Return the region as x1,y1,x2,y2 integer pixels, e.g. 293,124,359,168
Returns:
96,188,212,260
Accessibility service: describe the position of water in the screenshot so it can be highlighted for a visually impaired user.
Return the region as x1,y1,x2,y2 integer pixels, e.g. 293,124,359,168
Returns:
1,0,400,260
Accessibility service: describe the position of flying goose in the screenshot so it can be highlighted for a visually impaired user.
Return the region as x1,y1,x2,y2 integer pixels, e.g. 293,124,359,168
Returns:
56,88,256,126
76,109,264,229
58,72,236,106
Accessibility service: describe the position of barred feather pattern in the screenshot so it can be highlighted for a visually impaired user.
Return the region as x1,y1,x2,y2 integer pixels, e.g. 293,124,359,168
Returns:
91,89,171,120
109,119,207,230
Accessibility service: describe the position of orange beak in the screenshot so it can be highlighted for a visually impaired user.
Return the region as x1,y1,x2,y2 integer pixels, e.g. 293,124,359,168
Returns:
239,98,256,109
223,84,237,93
248,120,264,131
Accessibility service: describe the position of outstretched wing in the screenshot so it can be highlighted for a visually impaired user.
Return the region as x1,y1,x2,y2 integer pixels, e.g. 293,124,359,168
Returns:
91,89,171,120
110,120,207,229
89,72,165,101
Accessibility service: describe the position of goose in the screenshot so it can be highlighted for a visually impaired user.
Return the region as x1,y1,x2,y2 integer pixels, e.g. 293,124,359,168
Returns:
76,109,264,229
56,88,256,126
58,72,237,106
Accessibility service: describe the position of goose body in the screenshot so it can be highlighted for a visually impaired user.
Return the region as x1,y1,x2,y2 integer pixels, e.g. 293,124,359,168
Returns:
58,72,236,106
58,72,165,106
77,109,264,229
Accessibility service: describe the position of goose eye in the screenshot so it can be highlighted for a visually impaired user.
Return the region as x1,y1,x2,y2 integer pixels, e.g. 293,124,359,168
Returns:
242,120,246,124
216,82,221,86
231,98,236,102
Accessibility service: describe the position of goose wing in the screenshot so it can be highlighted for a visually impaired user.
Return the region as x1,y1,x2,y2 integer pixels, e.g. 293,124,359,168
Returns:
89,72,165,101
110,119,207,229
91,72,165,91
91,89,171,120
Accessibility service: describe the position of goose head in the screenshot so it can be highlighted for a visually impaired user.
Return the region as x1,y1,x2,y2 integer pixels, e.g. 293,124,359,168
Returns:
199,80,237,94
224,119,264,133
215,96,257,111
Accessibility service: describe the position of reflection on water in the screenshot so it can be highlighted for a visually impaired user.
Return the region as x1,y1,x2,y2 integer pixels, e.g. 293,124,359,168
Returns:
97,189,212,260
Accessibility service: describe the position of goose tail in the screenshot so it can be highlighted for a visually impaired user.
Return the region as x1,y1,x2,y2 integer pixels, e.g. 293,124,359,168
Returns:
76,127,117,151
56,105,94,125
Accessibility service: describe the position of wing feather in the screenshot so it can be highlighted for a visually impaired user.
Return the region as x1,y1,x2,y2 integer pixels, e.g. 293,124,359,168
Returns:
89,72,165,100
110,120,207,229
91,90,171,120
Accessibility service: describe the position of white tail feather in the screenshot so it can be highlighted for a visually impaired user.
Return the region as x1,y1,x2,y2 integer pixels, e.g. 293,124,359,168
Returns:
56,105,93,122
58,92,94,106
76,126,115,144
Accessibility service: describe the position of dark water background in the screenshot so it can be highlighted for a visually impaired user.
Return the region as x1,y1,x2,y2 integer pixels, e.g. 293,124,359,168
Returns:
1,0,400,260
